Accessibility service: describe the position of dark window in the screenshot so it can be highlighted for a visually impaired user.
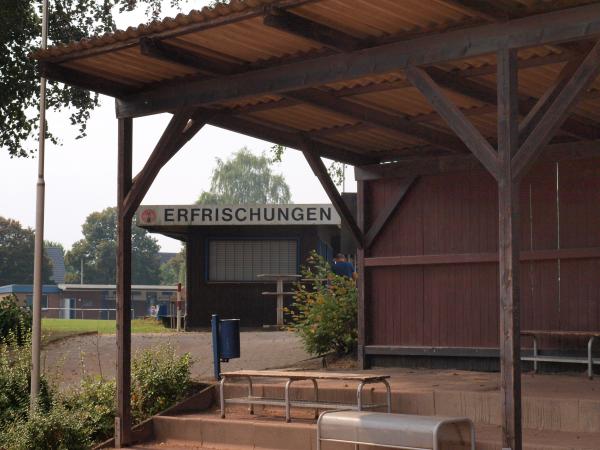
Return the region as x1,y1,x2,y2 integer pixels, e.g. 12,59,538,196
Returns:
208,239,298,281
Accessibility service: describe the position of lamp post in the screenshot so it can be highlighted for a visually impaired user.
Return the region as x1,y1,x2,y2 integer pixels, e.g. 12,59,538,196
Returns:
30,0,49,409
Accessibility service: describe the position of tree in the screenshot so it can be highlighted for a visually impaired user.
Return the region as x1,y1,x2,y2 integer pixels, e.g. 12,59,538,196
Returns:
64,207,161,284
159,248,186,285
197,148,291,204
0,217,52,285
1,0,188,157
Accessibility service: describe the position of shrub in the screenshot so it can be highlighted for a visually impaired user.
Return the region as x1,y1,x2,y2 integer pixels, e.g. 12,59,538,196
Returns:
287,251,358,355
131,344,193,422
0,403,91,450
0,295,32,343
61,376,116,444
0,331,52,428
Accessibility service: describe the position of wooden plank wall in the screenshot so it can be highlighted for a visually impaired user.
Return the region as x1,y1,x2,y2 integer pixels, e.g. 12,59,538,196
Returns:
364,158,600,348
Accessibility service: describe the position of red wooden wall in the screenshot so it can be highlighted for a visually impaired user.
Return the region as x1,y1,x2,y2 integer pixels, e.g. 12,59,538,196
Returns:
364,158,600,349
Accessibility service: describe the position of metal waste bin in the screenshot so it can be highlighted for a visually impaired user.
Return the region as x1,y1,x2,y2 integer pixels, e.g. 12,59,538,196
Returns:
218,319,240,360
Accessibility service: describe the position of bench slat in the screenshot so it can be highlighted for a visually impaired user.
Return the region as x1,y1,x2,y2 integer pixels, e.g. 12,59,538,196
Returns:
221,370,389,381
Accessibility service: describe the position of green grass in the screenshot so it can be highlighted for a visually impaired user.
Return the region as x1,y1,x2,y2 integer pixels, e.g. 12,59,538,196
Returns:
42,318,172,344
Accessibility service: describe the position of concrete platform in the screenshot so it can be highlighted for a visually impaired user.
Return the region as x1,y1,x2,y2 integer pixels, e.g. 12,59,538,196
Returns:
108,368,600,450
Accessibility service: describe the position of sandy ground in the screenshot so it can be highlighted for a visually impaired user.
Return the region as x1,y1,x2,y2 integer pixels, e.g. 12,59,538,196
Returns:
42,331,311,388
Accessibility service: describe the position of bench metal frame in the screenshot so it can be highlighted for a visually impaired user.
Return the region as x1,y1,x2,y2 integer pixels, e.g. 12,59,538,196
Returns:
220,374,392,422
521,333,599,379
316,411,476,450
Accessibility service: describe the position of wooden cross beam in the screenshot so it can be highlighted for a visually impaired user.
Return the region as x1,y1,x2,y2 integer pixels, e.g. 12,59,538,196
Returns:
123,108,210,218
512,39,600,179
302,146,364,247
404,66,500,179
354,139,600,180
364,176,417,248
426,66,600,142
116,3,600,118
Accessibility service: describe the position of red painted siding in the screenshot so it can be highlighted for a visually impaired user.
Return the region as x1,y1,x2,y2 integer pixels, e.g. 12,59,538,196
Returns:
364,158,600,349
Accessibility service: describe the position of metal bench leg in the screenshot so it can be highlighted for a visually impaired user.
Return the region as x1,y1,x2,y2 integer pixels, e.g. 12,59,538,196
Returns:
247,376,254,415
311,379,319,419
470,420,476,450
356,381,366,411
285,379,293,423
533,335,538,373
588,336,595,380
220,377,227,419
382,379,392,413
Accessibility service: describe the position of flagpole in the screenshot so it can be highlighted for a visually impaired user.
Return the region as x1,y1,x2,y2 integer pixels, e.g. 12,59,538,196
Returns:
31,0,49,409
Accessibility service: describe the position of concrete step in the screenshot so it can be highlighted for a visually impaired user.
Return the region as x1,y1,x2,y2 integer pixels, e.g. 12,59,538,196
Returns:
222,381,600,433
148,413,600,450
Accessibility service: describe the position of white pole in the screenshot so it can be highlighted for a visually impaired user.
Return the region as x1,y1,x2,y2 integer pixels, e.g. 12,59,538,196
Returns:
31,0,49,410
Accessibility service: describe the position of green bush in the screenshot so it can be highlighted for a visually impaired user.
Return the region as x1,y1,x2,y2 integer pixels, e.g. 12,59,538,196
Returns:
0,404,91,450
61,376,116,444
0,295,32,343
287,251,358,355
131,344,193,422
0,331,52,428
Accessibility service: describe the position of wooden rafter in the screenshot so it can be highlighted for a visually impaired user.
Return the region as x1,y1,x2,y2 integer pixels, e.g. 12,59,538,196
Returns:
39,62,134,98
302,147,364,247
116,3,600,118
364,176,417,248
208,113,376,166
285,88,468,153
405,66,500,179
139,37,239,75
263,9,362,52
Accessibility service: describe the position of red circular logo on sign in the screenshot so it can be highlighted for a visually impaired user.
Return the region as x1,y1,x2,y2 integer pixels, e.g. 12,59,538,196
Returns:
141,209,157,224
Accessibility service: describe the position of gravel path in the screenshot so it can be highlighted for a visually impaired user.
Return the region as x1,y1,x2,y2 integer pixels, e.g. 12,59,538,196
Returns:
43,331,311,388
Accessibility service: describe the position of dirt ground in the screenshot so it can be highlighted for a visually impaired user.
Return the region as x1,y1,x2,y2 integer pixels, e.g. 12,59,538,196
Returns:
42,331,311,388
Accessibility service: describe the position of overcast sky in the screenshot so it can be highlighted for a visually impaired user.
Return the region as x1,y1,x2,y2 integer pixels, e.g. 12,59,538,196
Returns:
0,1,356,253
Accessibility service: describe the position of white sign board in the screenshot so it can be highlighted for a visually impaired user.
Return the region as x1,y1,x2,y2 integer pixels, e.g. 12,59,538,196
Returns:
136,204,341,226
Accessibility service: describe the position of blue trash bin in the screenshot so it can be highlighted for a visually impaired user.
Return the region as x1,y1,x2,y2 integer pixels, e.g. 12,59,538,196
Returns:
218,319,240,360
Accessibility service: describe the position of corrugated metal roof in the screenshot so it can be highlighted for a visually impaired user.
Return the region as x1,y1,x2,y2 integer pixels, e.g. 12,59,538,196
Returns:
32,0,600,162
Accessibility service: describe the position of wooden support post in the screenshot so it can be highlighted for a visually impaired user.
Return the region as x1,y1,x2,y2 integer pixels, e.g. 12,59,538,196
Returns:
497,47,522,450
116,117,133,448
356,179,366,369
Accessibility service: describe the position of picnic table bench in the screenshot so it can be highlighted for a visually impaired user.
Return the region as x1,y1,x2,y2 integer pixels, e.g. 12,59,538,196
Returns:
521,330,600,379
317,411,475,450
219,370,391,422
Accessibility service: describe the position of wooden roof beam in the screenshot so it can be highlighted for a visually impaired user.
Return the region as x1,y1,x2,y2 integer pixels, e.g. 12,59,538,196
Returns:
285,88,468,153
207,113,377,166
116,3,600,118
263,9,362,52
139,37,240,75
39,62,135,98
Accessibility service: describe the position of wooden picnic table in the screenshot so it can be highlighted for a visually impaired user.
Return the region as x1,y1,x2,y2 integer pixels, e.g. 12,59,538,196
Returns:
521,330,600,379
219,370,391,422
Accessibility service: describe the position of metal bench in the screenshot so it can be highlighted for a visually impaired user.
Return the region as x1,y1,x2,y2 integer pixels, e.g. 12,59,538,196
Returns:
220,370,391,422
317,411,475,450
521,330,600,379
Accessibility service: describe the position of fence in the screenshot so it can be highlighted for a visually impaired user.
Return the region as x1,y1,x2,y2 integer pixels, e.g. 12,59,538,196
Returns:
41,307,135,320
